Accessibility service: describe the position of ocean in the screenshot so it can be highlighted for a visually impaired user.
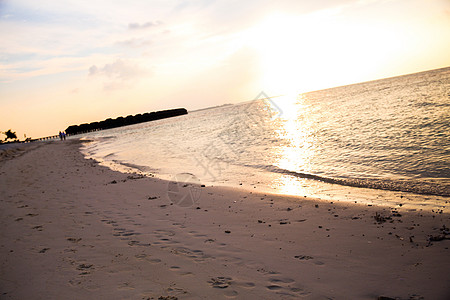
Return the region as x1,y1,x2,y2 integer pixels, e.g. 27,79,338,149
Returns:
80,67,450,210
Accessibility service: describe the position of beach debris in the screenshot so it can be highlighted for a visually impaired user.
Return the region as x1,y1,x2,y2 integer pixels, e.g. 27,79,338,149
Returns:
224,230,231,234
395,234,404,241
391,210,402,217
409,294,425,300
122,232,137,237
77,263,93,270
148,196,158,200
426,225,449,246
427,234,448,245
279,218,291,225
314,204,319,208
287,207,292,211
208,276,232,288
374,212,391,224
440,224,449,234
409,236,417,245
294,255,314,260
378,295,424,300
39,248,50,253
126,174,145,180
109,180,117,184
67,237,82,243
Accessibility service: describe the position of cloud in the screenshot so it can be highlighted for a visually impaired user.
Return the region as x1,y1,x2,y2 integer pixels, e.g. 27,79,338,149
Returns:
89,59,146,79
128,21,162,30
116,38,152,48
88,59,149,90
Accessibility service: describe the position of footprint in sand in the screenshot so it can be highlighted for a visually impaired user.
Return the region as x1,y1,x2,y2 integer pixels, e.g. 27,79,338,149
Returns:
158,238,180,245
32,225,43,231
207,277,239,298
134,254,162,264
154,229,176,237
224,290,239,298
117,282,135,290
208,276,233,289
193,233,208,238
172,222,186,229
148,258,162,264
167,265,193,276
266,276,310,298
266,285,283,290
134,253,148,259
233,281,256,289
269,277,295,284
171,246,212,262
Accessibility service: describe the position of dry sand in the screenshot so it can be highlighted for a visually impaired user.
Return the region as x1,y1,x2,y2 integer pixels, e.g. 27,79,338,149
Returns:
0,139,449,299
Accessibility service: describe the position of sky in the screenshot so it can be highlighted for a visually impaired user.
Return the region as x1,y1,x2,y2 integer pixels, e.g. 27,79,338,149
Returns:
0,0,449,139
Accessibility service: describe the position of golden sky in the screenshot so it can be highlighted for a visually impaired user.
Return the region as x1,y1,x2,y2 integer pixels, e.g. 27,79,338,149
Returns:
1,0,449,138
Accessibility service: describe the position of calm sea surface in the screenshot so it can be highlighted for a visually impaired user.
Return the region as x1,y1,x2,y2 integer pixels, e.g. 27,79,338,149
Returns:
81,67,450,209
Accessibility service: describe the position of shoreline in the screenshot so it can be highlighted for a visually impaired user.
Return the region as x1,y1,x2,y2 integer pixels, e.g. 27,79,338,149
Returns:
80,138,449,213
0,139,449,299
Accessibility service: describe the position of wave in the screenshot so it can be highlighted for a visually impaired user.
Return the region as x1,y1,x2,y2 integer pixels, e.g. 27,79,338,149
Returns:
245,164,450,197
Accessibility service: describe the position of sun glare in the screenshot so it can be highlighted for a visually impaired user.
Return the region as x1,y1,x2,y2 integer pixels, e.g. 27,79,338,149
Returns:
245,14,307,95
245,11,408,95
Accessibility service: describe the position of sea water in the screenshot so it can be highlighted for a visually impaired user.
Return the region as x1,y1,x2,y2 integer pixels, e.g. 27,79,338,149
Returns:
80,67,450,210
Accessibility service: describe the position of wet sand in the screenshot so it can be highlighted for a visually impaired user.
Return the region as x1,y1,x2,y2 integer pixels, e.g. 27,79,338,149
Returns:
0,139,449,299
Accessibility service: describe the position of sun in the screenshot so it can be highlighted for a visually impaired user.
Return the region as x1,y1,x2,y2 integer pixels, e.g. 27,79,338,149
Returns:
244,14,308,96
244,11,407,96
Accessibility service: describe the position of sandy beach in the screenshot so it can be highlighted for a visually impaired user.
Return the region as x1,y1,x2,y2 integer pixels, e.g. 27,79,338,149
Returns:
0,139,449,299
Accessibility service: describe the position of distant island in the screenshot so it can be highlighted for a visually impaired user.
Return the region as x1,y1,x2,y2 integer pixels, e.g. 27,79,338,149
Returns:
65,108,188,135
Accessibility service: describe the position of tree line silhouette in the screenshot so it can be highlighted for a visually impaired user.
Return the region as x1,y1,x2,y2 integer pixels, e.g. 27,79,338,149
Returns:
65,108,188,135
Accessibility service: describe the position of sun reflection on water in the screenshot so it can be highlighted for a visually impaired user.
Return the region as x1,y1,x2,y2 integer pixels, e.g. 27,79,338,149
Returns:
268,94,317,195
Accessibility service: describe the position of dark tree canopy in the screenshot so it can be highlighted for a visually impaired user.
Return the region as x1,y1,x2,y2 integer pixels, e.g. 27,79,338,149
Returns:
4,129,17,141
65,108,188,135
